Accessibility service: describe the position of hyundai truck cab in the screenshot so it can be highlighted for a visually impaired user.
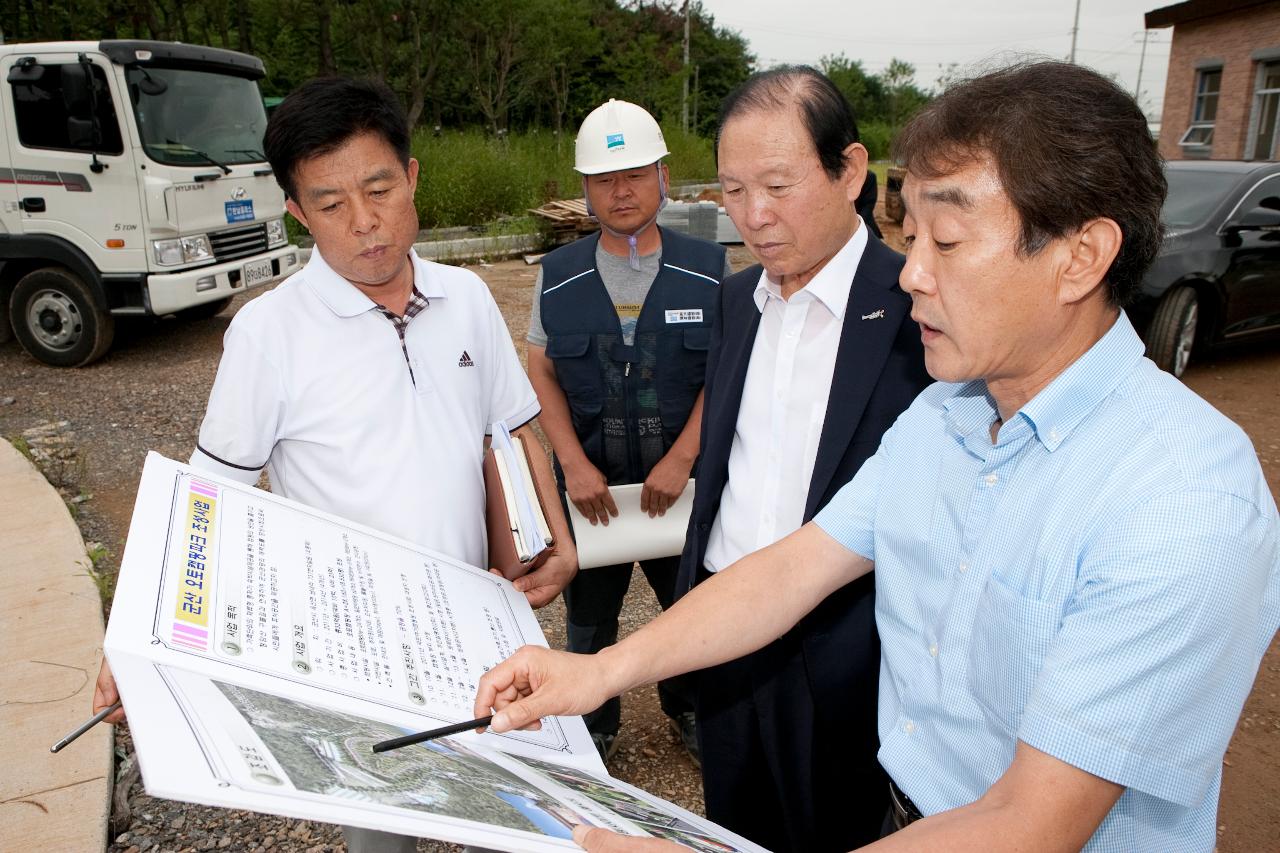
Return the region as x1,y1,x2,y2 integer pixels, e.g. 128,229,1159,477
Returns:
0,40,300,366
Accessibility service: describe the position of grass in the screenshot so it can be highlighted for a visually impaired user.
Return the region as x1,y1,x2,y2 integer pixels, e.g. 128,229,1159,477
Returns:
9,434,33,463
411,125,716,230
282,126,717,241
82,541,115,606
478,214,542,238
275,126,892,236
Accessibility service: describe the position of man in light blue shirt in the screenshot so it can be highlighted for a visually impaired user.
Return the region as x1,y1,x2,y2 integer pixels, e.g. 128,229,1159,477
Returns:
475,61,1280,852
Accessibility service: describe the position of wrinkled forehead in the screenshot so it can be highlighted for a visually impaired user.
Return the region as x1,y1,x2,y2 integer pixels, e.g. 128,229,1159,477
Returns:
719,104,812,153
902,151,1006,215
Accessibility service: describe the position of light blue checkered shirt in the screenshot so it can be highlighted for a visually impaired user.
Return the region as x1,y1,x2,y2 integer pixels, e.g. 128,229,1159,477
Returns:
816,313,1280,852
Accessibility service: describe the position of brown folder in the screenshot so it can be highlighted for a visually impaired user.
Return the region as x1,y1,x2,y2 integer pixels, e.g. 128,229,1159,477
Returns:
484,432,555,581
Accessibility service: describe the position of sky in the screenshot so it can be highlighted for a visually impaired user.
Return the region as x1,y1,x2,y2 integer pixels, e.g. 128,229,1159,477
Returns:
698,0,1173,122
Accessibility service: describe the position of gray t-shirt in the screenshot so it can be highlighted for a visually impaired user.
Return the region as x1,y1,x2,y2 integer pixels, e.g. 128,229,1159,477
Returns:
527,243,733,347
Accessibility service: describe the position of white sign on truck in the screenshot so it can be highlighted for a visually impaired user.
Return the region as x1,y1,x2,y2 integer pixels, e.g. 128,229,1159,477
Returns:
0,40,301,366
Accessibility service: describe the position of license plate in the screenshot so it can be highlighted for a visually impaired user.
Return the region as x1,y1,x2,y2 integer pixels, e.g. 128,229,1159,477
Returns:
242,257,274,288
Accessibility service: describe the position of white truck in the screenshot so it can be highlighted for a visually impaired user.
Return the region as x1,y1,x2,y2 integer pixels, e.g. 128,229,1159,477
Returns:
0,39,300,366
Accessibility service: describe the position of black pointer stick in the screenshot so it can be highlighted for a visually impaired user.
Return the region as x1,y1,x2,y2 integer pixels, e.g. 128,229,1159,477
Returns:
50,701,123,753
371,715,494,753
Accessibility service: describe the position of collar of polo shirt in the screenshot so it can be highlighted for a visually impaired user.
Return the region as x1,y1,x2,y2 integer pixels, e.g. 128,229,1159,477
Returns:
304,246,448,318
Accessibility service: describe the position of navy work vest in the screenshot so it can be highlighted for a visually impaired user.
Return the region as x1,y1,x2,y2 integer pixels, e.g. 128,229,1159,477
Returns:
540,228,724,486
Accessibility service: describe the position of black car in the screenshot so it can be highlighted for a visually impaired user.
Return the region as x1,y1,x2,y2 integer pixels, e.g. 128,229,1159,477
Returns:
1129,160,1280,377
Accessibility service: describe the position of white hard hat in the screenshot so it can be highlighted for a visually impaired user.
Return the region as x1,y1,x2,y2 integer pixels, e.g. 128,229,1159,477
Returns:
574,99,670,175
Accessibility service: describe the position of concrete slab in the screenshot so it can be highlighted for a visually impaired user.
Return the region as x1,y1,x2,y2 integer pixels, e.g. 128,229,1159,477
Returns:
0,439,111,852
298,233,542,268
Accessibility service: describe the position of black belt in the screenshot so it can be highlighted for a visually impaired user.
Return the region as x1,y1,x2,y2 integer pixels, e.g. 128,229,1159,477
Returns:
888,779,924,830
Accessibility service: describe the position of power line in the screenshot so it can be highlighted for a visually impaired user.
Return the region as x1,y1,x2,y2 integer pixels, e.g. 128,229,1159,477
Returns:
715,15,1069,48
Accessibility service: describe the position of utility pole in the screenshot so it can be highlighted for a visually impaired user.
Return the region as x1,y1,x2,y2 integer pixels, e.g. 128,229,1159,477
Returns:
1136,29,1151,102
693,64,700,134
682,1,691,133
1070,0,1082,63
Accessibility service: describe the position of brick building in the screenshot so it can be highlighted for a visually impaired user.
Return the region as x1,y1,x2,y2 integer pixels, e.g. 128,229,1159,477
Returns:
1148,0,1280,160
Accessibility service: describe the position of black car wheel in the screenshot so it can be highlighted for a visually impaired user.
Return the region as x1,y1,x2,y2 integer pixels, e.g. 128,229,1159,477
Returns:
10,267,115,367
1145,286,1199,378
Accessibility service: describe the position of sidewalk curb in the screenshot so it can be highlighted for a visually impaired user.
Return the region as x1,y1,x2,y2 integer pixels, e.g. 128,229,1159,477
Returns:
0,439,112,852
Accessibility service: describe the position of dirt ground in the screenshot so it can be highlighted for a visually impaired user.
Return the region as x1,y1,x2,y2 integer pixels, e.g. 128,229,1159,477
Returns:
1,223,1278,851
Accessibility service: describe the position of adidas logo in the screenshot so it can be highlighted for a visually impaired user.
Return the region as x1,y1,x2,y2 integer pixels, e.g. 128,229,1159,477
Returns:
458,350,474,367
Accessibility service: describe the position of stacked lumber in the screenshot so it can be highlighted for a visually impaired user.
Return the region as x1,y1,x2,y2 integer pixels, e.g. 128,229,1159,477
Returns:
529,198,599,242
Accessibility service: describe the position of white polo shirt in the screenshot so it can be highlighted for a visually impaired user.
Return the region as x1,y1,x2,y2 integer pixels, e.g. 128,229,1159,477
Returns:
704,222,867,572
191,247,539,568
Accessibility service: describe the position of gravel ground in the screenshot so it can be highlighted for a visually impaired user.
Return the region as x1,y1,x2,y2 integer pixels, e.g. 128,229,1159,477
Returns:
5,219,1278,852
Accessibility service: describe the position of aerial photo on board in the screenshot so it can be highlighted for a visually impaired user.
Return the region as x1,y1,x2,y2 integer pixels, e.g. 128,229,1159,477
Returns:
214,681,587,839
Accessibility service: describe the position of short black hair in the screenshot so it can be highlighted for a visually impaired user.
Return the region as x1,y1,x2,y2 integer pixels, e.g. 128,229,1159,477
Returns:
716,65,860,180
264,76,411,201
894,61,1166,306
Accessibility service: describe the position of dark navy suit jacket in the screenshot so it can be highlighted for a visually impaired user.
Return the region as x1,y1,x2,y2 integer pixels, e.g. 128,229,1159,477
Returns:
677,231,931,733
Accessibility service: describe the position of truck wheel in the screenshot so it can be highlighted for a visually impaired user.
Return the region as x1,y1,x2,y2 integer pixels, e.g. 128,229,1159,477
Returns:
177,296,233,321
10,268,115,367
0,285,11,345
1145,286,1198,378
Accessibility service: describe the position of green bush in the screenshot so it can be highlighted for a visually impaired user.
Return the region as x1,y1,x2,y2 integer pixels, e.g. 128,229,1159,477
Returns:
660,125,717,185
860,120,893,161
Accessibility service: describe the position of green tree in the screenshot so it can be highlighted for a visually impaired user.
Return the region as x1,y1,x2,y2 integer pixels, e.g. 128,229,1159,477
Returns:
686,2,753,136
524,0,601,136
819,53,888,124
882,57,929,130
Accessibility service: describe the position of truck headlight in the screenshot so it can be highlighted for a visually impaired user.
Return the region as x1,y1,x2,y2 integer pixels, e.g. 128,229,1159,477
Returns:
265,218,287,248
182,234,213,262
152,235,214,266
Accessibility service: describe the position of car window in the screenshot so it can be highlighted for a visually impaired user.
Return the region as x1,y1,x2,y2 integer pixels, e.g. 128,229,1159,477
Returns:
1230,175,1280,221
1163,170,1241,229
10,62,124,154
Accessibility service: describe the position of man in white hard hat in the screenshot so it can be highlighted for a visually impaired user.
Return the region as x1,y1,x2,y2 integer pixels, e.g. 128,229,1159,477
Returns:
526,98,731,763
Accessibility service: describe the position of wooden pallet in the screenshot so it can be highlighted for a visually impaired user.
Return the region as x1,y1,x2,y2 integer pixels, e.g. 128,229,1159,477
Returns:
529,198,599,241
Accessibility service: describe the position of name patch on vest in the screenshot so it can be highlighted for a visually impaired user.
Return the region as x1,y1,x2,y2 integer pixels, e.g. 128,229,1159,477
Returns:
665,309,704,324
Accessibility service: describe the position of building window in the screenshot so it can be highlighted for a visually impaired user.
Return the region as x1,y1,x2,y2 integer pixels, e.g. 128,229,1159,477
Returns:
1179,125,1215,146
1180,67,1221,152
1249,62,1280,160
1193,68,1222,122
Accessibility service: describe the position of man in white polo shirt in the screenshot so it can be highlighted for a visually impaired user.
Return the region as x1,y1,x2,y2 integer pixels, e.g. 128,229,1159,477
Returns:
93,76,576,853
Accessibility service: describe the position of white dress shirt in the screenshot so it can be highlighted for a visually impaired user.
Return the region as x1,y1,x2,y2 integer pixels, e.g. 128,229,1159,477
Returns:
704,222,868,572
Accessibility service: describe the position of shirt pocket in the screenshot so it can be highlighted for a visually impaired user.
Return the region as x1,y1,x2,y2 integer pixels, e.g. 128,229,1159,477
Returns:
967,572,1062,736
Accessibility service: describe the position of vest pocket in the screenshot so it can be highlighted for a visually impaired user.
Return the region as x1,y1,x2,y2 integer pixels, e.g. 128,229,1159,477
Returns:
657,327,710,395
545,333,601,402
656,327,710,440
681,327,711,350
545,333,605,460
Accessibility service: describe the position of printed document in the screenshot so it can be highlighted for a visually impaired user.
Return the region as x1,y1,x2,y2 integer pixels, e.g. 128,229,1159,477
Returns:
105,454,761,852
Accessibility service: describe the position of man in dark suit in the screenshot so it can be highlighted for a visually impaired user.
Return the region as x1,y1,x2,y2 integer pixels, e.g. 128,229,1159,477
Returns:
673,66,930,853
